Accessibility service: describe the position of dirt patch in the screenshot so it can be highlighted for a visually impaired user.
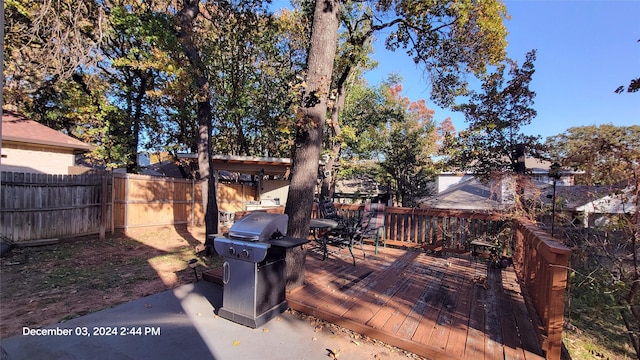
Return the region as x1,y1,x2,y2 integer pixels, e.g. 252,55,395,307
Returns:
0,226,221,338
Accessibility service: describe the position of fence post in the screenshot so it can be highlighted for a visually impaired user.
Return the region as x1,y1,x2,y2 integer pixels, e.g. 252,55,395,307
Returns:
100,175,108,240
191,178,195,226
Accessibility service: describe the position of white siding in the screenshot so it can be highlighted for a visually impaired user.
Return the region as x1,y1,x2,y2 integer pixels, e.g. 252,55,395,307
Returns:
436,174,474,194
1,142,76,174
259,179,289,205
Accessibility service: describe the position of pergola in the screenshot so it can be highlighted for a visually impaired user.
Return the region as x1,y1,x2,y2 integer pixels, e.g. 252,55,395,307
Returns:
177,153,293,176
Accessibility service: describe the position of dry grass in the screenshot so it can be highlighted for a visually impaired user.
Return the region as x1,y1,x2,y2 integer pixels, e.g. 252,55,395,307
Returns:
0,226,222,338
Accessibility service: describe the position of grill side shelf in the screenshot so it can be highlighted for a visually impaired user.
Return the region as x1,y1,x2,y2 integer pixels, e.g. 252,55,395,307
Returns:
268,237,309,248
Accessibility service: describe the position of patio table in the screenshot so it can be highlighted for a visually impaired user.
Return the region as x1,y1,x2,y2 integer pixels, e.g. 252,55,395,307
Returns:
309,219,338,261
309,218,339,230
470,239,501,264
309,218,359,265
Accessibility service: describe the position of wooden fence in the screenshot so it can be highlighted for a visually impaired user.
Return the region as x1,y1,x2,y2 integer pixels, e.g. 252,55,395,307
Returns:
112,173,202,230
1,172,112,242
1,172,258,241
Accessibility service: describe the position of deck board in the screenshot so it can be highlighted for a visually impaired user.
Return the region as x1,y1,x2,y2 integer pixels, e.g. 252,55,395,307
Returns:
203,243,547,360
286,244,546,360
444,264,473,358
485,265,508,360
465,260,488,359
344,253,418,320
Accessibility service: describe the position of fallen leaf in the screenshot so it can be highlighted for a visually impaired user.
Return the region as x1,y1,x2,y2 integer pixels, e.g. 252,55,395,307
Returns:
328,349,341,359
233,340,241,346
262,328,269,333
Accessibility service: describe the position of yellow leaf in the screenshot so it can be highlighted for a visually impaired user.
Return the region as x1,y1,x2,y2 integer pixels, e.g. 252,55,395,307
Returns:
328,349,341,359
233,340,241,346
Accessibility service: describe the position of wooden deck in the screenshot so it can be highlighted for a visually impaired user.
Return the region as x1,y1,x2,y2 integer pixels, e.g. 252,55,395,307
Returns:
287,244,545,360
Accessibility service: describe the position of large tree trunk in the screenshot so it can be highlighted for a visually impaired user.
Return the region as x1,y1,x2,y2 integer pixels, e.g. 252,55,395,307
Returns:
284,0,340,290
197,101,218,235
175,0,218,236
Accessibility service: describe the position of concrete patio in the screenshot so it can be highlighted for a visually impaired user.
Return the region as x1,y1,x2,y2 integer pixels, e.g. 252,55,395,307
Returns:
0,281,413,360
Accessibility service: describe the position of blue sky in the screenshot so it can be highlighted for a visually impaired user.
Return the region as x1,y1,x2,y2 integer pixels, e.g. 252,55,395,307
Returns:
363,0,640,141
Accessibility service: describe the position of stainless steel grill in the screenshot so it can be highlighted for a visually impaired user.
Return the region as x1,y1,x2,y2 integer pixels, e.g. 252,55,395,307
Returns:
211,213,308,328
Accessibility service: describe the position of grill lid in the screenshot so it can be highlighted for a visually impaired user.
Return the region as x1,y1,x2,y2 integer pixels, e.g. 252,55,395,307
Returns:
228,213,288,242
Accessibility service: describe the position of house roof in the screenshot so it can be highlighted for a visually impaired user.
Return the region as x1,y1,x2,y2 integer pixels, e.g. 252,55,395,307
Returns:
543,185,607,209
141,160,194,178
2,111,92,151
422,174,637,215
439,157,579,175
525,158,554,173
418,178,503,211
573,186,637,214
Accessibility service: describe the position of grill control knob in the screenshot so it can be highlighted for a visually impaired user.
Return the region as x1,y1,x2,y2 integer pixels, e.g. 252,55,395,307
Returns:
228,247,236,256
241,249,249,258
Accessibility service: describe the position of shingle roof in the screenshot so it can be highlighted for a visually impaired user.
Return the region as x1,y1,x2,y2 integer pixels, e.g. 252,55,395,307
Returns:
2,111,92,151
418,178,503,211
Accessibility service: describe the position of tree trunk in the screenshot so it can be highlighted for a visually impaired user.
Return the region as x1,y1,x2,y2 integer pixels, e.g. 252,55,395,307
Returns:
284,0,340,290
197,101,218,235
175,0,218,236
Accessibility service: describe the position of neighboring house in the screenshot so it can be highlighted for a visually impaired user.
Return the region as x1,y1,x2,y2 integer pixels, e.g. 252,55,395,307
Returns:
138,159,196,178
1,111,92,174
419,158,578,211
333,174,393,204
421,158,638,230
435,158,574,194
419,177,507,211
568,186,637,228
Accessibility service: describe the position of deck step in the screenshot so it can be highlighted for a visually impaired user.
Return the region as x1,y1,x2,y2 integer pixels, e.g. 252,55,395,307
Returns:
202,267,223,285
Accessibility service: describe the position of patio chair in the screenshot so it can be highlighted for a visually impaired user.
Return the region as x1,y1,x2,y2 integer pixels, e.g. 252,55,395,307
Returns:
354,202,386,255
317,199,362,265
319,199,343,222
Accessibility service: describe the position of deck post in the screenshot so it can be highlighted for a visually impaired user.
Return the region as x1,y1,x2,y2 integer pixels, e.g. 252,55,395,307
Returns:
545,247,570,360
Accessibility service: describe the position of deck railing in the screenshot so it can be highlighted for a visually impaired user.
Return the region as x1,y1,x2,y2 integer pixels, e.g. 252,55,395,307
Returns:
512,218,571,360
334,204,509,251
331,203,570,360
